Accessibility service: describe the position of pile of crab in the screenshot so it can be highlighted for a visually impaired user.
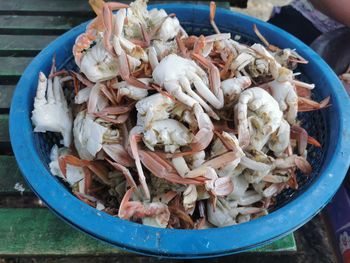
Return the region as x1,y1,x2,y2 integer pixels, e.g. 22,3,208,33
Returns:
31,0,330,229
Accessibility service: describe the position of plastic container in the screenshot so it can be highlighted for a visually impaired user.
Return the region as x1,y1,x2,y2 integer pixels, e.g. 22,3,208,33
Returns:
9,4,350,258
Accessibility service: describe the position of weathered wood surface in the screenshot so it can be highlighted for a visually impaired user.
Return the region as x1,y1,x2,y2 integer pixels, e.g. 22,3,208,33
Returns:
0,16,88,35
0,208,123,256
0,156,29,194
0,35,58,56
0,0,229,15
0,0,339,260
0,86,14,110
0,57,32,84
0,114,11,154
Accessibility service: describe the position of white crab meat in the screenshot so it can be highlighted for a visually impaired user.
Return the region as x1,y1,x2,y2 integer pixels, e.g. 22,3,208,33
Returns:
75,87,92,104
268,119,290,156
79,40,119,83
236,87,283,148
155,16,181,41
150,39,178,61
143,119,193,153
113,78,151,101
221,76,251,105
31,72,72,147
207,198,238,227
227,175,249,200
141,202,170,228
49,145,84,185
73,111,108,160
153,54,223,110
136,93,175,126
269,68,298,124
124,0,182,42
183,185,198,212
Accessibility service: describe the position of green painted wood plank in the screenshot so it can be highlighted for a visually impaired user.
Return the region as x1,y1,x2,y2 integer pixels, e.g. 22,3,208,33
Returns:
0,208,123,256
0,114,9,143
0,15,88,34
0,156,29,194
0,57,32,84
252,233,296,252
0,0,228,14
0,114,11,155
0,35,57,56
0,0,92,14
0,85,14,110
0,208,295,255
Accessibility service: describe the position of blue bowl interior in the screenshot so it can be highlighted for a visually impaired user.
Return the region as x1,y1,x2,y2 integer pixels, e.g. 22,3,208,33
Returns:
9,4,350,258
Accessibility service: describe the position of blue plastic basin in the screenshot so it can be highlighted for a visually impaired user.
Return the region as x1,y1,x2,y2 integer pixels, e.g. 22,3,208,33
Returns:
9,4,350,258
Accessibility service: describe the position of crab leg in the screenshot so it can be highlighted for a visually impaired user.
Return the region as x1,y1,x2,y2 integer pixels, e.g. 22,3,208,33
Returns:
176,33,189,58
103,143,134,167
58,155,92,194
119,187,171,227
118,50,149,89
148,47,159,70
129,132,151,200
101,2,129,54
204,167,233,197
87,83,109,114
179,77,220,120
190,104,214,152
118,187,145,219
186,151,242,178
93,112,130,124
191,53,223,105
138,150,206,185
298,96,330,112
290,125,308,155
106,159,137,188
210,2,220,34
88,161,111,185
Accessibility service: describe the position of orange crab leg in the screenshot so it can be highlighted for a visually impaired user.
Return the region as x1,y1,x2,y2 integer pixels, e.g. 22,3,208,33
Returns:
191,53,221,96
290,125,308,155
118,187,145,219
88,161,111,185
101,2,129,54
103,143,135,167
118,50,150,89
298,96,331,112
100,84,118,104
253,24,280,52
106,159,137,189
307,136,321,148
71,72,80,95
58,155,90,177
176,33,189,58
93,112,130,124
138,150,206,185
129,133,151,200
168,206,194,229
210,1,220,34
220,53,234,80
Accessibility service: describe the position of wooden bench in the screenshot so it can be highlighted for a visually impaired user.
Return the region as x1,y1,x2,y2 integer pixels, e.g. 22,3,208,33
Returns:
0,0,338,261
